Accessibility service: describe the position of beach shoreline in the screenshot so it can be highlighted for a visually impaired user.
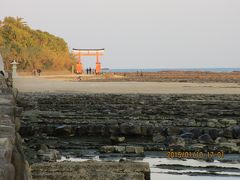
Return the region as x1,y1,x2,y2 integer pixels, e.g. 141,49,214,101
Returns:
14,76,240,94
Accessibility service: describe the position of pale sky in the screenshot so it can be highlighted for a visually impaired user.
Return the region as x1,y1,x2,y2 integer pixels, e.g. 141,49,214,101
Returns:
1,0,240,69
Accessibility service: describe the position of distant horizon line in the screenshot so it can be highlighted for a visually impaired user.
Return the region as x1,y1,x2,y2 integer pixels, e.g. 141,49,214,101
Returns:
105,67,240,72
107,67,240,70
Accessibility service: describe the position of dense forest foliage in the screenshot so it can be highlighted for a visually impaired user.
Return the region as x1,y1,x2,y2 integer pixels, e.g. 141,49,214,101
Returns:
0,16,73,71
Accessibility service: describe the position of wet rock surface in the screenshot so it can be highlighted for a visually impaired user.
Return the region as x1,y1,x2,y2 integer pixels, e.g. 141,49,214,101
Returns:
14,92,240,179
37,144,61,162
17,93,240,161
100,145,144,155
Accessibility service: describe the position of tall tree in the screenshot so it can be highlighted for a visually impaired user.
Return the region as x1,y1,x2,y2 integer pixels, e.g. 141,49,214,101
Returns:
0,16,74,71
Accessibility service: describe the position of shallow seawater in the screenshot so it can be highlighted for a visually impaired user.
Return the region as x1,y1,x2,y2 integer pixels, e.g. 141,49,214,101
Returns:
143,157,240,180
58,154,240,180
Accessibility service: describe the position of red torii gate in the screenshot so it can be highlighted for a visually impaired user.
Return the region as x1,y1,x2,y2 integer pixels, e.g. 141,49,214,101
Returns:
72,48,104,75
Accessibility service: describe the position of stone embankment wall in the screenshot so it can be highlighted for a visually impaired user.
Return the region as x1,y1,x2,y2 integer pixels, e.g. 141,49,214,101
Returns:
18,93,240,154
0,74,31,180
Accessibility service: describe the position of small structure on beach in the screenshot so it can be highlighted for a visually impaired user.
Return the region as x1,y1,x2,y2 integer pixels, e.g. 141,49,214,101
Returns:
11,60,19,77
72,48,104,75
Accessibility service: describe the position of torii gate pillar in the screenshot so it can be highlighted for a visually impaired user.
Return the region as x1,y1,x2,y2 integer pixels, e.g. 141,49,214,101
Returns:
76,52,83,74
95,52,101,75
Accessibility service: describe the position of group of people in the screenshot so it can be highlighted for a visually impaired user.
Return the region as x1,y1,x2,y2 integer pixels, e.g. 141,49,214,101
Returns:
136,71,143,76
32,69,42,76
86,67,95,75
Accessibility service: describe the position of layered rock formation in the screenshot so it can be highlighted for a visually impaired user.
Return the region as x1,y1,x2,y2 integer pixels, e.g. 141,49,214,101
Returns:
17,93,240,162
0,74,31,180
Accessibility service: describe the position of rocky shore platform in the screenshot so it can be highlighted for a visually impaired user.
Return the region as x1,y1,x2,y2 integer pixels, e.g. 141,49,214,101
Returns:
111,71,240,83
17,93,240,165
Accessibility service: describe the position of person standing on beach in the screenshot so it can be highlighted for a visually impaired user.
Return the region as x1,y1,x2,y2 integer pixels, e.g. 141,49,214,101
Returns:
37,69,42,76
32,69,37,76
89,67,92,75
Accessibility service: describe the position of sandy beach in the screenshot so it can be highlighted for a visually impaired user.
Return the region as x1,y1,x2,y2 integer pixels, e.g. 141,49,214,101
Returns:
13,76,240,94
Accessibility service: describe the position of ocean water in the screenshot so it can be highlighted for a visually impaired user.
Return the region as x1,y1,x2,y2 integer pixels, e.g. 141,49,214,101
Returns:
59,156,240,180
110,68,240,73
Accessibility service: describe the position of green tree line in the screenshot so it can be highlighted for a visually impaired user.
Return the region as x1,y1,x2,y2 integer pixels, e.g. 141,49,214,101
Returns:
0,16,73,71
